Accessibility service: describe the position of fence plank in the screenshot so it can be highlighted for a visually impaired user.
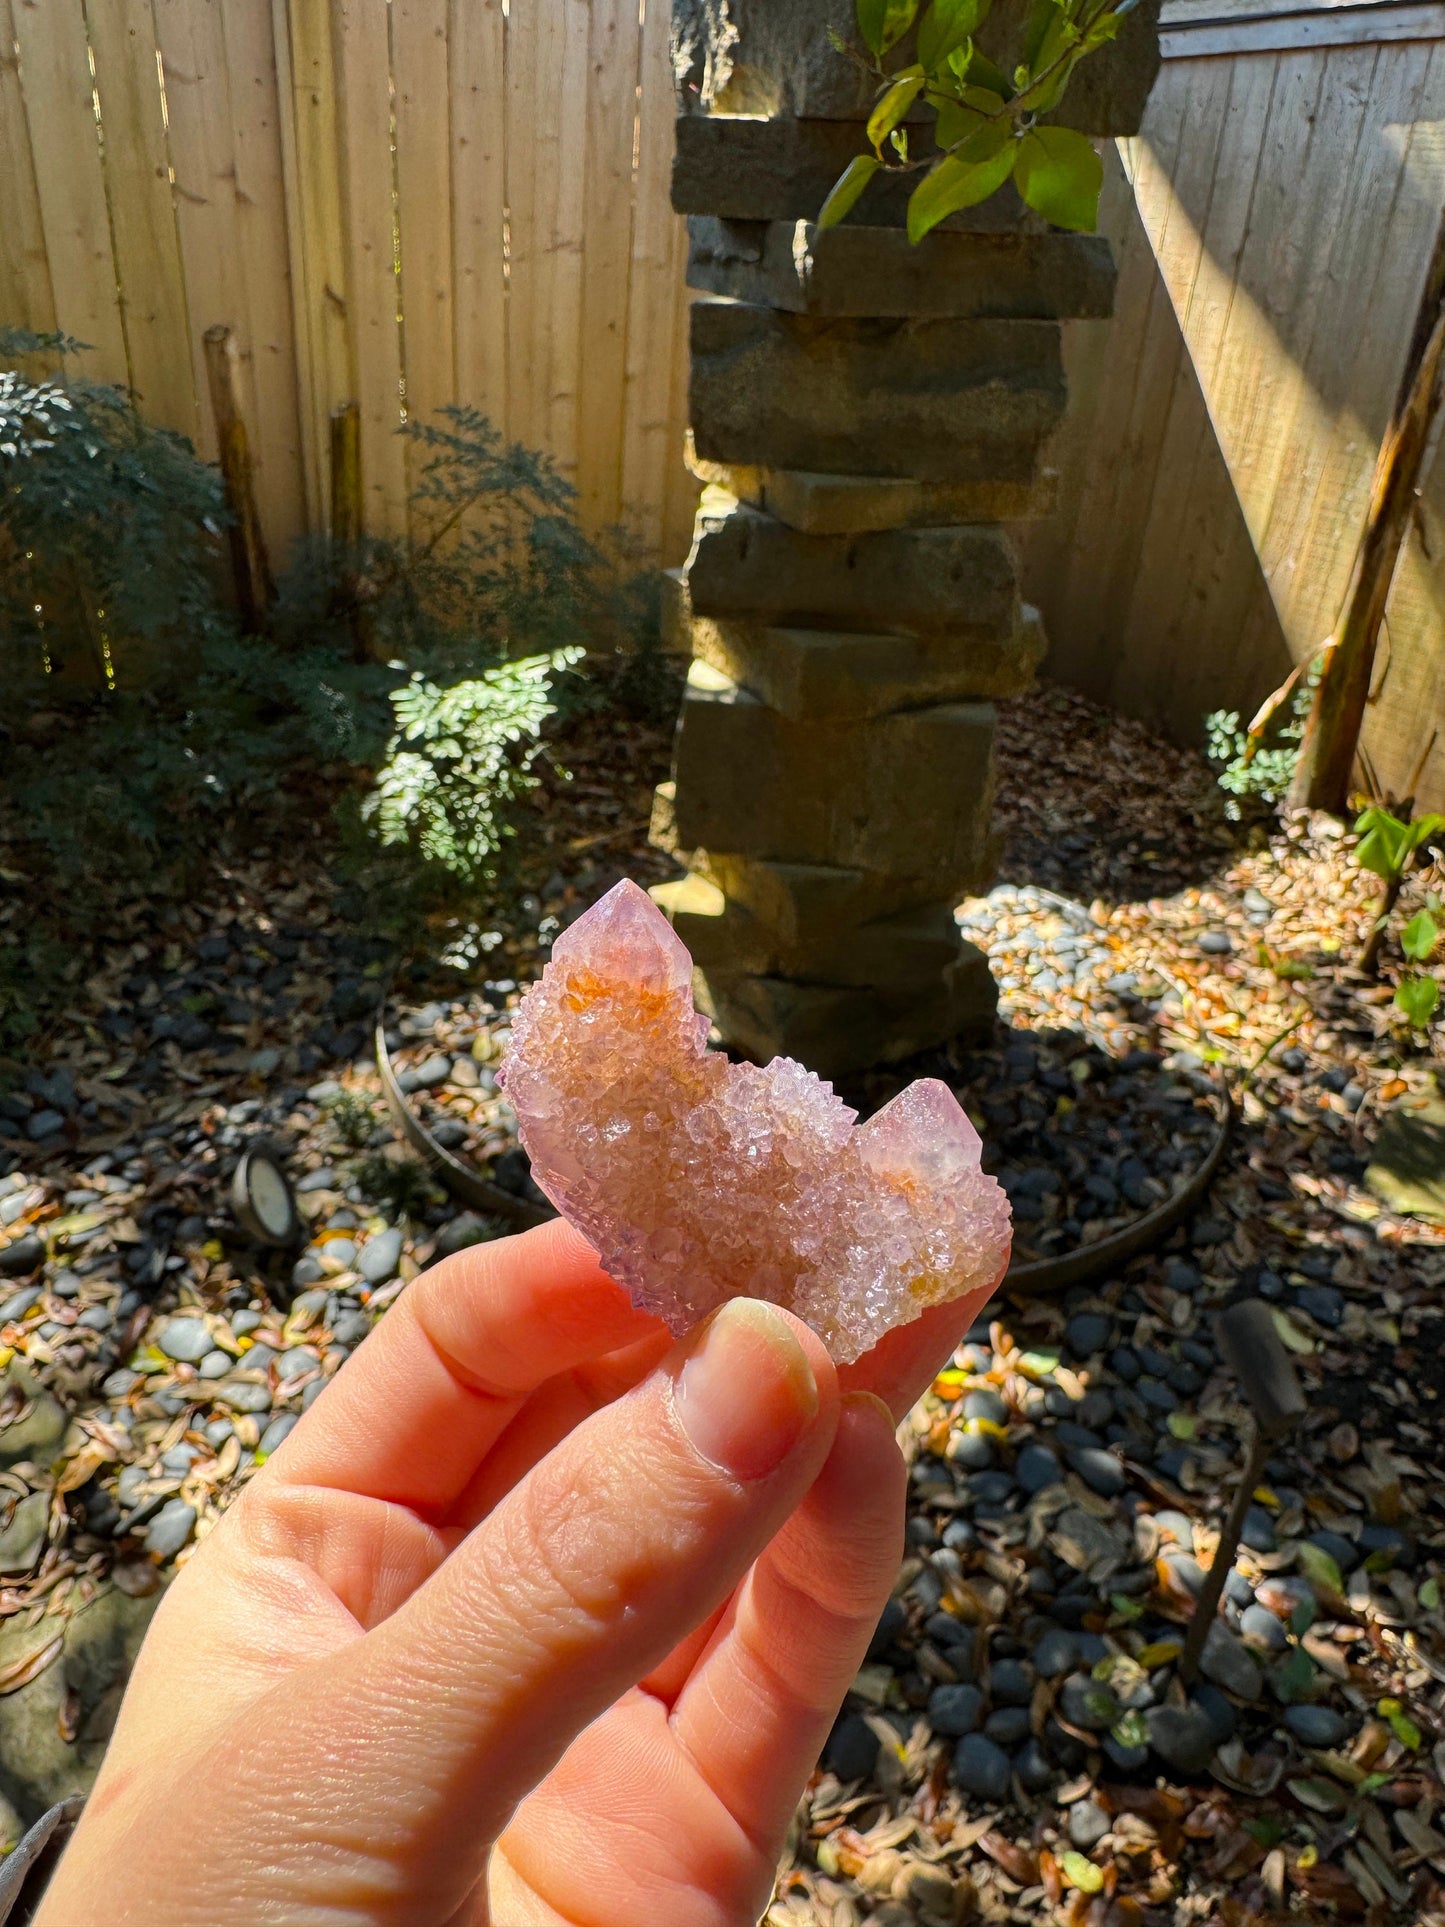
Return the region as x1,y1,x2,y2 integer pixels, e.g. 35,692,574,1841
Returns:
448,0,508,438
84,0,199,440
392,0,455,501
620,0,686,550
10,0,127,386
0,0,57,338
333,0,407,536
272,0,354,532
576,0,643,531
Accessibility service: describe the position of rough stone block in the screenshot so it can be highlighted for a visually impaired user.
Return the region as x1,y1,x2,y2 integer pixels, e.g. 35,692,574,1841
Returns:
672,114,1040,228
696,851,985,937
686,500,1019,637
650,779,680,854
694,949,997,1078
652,873,969,989
690,301,1064,482
660,567,693,656
671,662,996,876
688,218,1117,319
685,441,1058,531
672,0,1160,135
685,605,1045,717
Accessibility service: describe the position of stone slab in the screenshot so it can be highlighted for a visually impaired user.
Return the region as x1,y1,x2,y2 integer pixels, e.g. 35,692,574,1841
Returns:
686,500,1019,637
653,873,969,988
688,218,1117,319
695,850,998,936
694,949,997,1078
672,0,1160,134
684,605,1046,716
685,441,1059,531
671,662,996,875
690,300,1065,482
672,114,1042,228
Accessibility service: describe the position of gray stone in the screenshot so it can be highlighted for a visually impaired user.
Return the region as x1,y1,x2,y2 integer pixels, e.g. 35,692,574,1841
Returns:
231,1309,264,1336
143,1499,196,1560
323,1239,357,1271
825,1712,879,1781
688,218,1117,319
690,302,1064,482
687,502,1019,637
1240,1604,1289,1652
1200,1623,1263,1701
0,1287,41,1323
984,1705,1031,1745
678,608,1045,720
212,1379,272,1415
1066,1446,1126,1498
435,1213,493,1259
927,1683,983,1736
330,1309,371,1348
275,1348,319,1383
1032,1627,1079,1678
1146,1704,1217,1775
1284,1704,1348,1748
952,1733,1011,1801
671,0,1159,133
198,1350,232,1380
1016,1445,1063,1495
1065,1312,1111,1358
204,1418,233,1449
0,1380,66,1470
1068,1800,1110,1849
291,1253,326,1289
0,1236,43,1279
0,1493,48,1574
1059,1673,1118,1732
671,670,997,880
101,1369,139,1399
989,1659,1034,1705
358,1228,404,1285
157,1318,212,1364
259,1413,299,1455
25,1112,63,1142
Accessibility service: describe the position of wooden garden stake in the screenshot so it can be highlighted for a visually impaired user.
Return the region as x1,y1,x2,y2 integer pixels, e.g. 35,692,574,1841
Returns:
202,326,273,632
1180,1299,1307,1685
1291,215,1445,814
330,401,363,549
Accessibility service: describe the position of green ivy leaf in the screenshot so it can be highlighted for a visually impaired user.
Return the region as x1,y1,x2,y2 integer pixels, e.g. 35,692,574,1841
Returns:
1013,126,1102,231
857,0,921,55
1395,973,1440,1029
907,125,1015,241
818,154,882,230
917,0,983,70
867,71,926,150
1401,908,1440,962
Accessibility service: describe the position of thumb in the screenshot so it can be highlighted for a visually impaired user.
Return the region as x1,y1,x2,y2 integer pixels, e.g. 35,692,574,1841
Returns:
314,1299,837,1903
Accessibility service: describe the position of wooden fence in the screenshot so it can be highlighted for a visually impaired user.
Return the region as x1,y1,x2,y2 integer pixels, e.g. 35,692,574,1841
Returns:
0,0,698,570
1023,0,1445,812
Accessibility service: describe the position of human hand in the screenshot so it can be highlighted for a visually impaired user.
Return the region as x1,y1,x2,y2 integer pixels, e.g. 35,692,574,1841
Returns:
36,1221,999,1926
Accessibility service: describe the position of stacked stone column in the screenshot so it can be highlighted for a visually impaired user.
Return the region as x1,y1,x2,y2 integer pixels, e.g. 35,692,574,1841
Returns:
651,0,1158,1080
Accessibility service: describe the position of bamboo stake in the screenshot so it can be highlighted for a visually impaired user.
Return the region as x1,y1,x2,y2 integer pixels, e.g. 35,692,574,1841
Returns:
1291,216,1445,814
202,325,274,632
329,401,366,660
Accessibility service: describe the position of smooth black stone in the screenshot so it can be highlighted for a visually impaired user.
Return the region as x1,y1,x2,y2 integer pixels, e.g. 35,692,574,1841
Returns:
1016,1445,1063,1495
990,1659,1034,1706
1164,1259,1203,1294
1295,1285,1344,1327
942,1520,978,1554
1068,1446,1126,1498
1241,1506,1277,1553
1054,1420,1102,1451
1284,1704,1348,1747
963,1388,1009,1426
1109,1347,1141,1383
968,1471,1015,1504
952,1733,1012,1800
928,1683,984,1736
1192,1682,1238,1744
0,1236,44,1278
1059,1674,1118,1732
825,1713,880,1782
1102,1732,1150,1771
1032,1627,1079,1677
1013,1736,1055,1792
984,1706,1031,1746
1066,1312,1111,1357
1240,1604,1290,1651
1138,1376,1178,1414
948,1429,995,1470
1358,1523,1414,1567
1147,1704,1216,1774
867,1598,908,1661
1308,1530,1357,1573
1135,1345,1172,1377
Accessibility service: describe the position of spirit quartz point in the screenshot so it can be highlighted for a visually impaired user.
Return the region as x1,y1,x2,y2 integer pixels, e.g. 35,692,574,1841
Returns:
500,880,1011,1362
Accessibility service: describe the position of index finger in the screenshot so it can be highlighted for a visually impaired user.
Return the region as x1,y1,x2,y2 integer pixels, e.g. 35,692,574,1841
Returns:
271,1218,663,1518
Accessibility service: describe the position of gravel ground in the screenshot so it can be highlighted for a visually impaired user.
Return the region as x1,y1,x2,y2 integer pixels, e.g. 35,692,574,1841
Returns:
0,680,1442,1925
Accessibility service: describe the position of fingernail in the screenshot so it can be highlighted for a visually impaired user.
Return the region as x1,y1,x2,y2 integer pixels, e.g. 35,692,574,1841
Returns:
674,1299,819,1482
841,1390,898,1429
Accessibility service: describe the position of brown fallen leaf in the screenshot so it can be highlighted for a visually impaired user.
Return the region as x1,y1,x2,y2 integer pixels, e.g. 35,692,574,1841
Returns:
977,1830,1037,1886
0,1633,63,1696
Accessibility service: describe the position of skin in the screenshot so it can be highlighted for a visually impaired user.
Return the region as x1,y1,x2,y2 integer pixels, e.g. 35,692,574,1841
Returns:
35,1221,1002,1927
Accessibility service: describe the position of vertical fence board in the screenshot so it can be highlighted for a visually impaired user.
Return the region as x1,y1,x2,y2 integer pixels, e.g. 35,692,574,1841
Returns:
620,0,687,551
332,0,406,536
84,0,200,439
392,0,454,503
217,0,307,558
448,0,507,439
10,0,127,386
576,0,643,531
272,0,353,532
0,0,57,337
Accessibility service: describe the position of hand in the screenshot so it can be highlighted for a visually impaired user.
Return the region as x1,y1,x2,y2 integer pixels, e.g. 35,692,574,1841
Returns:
36,1221,998,1926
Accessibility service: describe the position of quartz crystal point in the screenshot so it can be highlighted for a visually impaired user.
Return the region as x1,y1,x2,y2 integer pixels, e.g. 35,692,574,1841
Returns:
500,880,1011,1362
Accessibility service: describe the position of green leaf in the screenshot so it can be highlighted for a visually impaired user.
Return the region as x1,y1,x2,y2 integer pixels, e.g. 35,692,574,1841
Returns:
906,125,1015,241
857,0,921,55
965,48,1014,94
1378,1697,1423,1750
867,72,926,149
818,154,882,230
1296,1542,1344,1597
1013,126,1102,231
917,0,983,69
1395,974,1440,1029
1421,1575,1441,1611
1060,1852,1104,1895
1290,1592,1318,1637
1402,909,1440,962
934,99,986,147
1354,806,1412,881
1272,1645,1315,1704
1111,1708,1148,1749
1108,1592,1144,1620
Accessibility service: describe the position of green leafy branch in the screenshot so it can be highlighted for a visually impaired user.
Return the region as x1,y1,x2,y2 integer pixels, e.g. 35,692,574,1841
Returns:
1353,805,1445,1026
819,0,1138,242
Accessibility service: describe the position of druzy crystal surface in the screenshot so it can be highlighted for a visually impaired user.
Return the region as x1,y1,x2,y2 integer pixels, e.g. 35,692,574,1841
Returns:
499,881,1011,1362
